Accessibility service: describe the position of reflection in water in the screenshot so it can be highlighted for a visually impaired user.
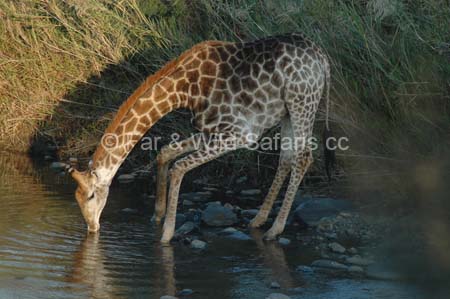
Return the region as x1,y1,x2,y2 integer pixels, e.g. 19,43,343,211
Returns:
157,244,177,297
250,229,296,289
69,234,118,299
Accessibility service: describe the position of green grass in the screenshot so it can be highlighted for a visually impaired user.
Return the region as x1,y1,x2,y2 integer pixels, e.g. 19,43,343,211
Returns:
1,0,449,189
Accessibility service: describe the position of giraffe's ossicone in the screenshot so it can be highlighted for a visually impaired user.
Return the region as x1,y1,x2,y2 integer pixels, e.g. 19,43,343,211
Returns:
68,33,331,242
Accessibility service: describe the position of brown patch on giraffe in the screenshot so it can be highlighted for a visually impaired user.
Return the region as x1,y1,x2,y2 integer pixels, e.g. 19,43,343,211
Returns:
242,76,258,91
218,62,233,78
200,60,217,76
185,58,201,70
215,78,227,90
204,106,219,124
219,105,231,114
189,84,200,97
235,62,251,76
200,77,215,97
235,92,253,106
228,75,242,94
124,117,137,132
186,70,200,83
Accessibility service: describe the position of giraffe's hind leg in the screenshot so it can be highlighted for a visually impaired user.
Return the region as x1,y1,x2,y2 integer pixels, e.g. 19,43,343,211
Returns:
264,91,319,240
153,134,202,223
249,117,293,228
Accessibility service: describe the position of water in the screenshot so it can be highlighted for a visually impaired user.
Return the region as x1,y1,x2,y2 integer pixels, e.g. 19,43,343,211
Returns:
0,152,424,299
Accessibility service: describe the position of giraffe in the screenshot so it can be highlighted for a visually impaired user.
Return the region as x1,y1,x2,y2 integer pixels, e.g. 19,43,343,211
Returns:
68,32,331,243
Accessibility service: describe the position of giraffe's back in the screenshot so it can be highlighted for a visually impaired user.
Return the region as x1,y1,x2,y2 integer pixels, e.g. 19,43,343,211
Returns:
172,33,328,138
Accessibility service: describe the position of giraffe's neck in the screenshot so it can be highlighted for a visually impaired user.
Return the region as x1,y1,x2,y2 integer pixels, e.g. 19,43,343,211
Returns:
90,75,188,185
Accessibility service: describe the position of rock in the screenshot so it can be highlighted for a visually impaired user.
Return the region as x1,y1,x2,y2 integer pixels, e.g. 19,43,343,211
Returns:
175,221,195,236
348,247,358,254
69,157,78,163
177,289,193,296
345,255,373,266
366,264,401,280
328,242,346,253
117,174,135,183
50,161,66,170
311,259,348,270
296,265,314,273
121,208,137,213
240,189,261,196
224,203,234,210
348,265,364,273
266,293,291,299
160,296,178,299
270,281,281,289
190,239,207,250
241,209,259,217
322,232,337,239
202,203,238,226
236,176,247,184
278,237,291,246
182,199,194,206
206,201,221,206
219,228,251,240
202,187,219,192
293,198,353,226
175,214,187,228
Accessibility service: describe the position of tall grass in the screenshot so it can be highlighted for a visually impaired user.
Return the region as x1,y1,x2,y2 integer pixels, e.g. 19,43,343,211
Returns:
1,0,449,188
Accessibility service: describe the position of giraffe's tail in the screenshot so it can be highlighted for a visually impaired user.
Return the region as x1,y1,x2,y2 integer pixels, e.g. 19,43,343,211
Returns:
322,56,335,181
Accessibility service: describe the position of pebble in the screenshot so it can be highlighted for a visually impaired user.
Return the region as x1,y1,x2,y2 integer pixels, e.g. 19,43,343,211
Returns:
175,221,195,236
345,255,373,266
266,293,291,299
183,199,194,206
202,203,238,226
328,242,346,253
50,161,67,170
236,176,247,184
177,288,193,296
348,265,364,273
160,296,178,299
348,247,358,254
190,240,207,250
311,259,348,270
270,281,281,289
224,203,234,210
121,208,137,213
278,237,291,246
241,209,259,217
295,265,314,273
240,189,261,196
117,174,135,183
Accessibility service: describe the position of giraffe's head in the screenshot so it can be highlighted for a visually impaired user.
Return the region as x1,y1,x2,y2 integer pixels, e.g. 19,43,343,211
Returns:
68,167,109,233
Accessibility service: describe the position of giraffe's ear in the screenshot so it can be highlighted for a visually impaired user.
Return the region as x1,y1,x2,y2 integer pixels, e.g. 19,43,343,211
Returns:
68,167,89,190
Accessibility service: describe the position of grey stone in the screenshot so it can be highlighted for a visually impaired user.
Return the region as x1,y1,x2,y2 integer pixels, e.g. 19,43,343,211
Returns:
219,228,252,241
241,209,259,217
182,199,194,206
202,203,238,226
270,281,281,289
278,237,291,246
348,247,358,254
117,174,135,183
240,189,261,196
296,265,314,273
224,203,234,210
160,296,178,299
311,259,348,270
266,293,291,299
177,288,193,296
328,242,346,253
175,221,195,236
175,214,187,228
190,239,207,250
348,265,364,273
345,255,373,266
294,198,353,225
121,208,137,213
236,176,248,184
50,161,67,170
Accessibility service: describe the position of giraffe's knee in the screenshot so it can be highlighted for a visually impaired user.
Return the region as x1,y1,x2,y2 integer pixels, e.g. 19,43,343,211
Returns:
157,145,172,166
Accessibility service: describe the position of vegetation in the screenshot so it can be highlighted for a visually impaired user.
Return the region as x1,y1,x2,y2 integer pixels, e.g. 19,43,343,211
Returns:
1,0,449,194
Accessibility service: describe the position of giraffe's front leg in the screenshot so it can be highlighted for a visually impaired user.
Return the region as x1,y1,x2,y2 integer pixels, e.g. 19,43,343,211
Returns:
161,168,184,243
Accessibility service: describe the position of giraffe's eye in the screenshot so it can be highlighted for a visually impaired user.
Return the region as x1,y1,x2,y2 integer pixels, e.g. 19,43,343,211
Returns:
87,193,95,201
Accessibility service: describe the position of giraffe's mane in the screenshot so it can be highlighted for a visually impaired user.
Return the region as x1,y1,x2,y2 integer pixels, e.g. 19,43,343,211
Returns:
92,40,226,164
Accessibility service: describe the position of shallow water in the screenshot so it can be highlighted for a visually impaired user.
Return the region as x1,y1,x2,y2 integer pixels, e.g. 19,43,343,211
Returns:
0,152,424,299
